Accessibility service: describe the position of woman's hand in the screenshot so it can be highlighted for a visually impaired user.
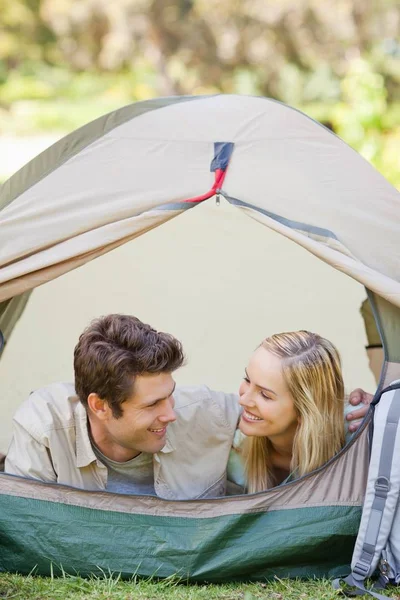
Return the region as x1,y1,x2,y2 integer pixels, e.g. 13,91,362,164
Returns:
346,388,374,432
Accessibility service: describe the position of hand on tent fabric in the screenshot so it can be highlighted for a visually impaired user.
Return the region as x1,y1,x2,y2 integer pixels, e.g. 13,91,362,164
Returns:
346,388,374,432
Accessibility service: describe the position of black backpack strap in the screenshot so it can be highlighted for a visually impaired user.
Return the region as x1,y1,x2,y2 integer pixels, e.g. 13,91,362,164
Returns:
372,382,400,406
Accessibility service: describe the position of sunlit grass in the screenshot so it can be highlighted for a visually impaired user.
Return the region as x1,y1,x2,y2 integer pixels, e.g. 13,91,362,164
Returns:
1,571,400,600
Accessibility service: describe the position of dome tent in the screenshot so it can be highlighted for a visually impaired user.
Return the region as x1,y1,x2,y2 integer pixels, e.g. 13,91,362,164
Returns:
0,95,399,582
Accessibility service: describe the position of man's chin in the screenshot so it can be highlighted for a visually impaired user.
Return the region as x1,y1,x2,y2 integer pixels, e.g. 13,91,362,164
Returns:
141,435,167,454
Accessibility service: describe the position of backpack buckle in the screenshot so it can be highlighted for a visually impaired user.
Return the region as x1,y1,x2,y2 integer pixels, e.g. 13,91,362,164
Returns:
375,477,391,497
353,560,371,578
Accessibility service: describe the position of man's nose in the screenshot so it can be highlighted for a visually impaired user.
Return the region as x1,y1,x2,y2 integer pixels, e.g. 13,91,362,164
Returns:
159,397,177,423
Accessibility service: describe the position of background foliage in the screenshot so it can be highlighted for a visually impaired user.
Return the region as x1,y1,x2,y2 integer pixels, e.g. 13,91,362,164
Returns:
0,0,399,186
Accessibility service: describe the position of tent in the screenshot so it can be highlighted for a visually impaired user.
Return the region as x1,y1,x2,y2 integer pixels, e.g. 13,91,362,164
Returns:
0,94,399,581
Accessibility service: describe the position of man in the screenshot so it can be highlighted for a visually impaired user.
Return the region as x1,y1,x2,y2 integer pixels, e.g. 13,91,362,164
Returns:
5,314,240,499
5,314,371,499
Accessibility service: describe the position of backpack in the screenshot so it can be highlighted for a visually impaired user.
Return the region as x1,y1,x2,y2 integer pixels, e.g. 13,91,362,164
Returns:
334,381,400,599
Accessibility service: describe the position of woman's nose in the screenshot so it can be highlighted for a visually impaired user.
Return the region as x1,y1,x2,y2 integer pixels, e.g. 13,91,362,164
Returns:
239,389,255,408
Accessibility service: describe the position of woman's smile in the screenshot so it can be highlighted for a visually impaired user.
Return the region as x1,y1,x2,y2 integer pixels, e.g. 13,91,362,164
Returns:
241,409,263,423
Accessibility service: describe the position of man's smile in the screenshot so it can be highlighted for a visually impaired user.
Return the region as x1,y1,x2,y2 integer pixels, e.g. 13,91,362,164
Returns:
148,426,167,436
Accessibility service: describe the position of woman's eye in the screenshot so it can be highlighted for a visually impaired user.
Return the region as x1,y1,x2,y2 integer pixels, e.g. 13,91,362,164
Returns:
243,376,250,384
261,393,272,400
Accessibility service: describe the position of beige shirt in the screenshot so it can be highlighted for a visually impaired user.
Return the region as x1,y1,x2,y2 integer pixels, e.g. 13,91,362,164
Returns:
5,382,240,500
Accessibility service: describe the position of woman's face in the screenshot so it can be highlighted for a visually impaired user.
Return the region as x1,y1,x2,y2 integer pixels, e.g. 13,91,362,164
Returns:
238,346,299,443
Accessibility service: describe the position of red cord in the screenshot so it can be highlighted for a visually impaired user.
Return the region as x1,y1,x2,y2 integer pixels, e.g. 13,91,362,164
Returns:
182,168,227,203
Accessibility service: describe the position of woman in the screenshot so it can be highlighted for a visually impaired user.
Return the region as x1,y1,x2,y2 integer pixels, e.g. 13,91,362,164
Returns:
229,330,346,493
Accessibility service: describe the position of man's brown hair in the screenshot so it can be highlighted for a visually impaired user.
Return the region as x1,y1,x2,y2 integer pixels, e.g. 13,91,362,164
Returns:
74,314,185,417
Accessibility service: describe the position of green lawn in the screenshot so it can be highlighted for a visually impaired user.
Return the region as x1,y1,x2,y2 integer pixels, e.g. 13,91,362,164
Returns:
0,573,399,600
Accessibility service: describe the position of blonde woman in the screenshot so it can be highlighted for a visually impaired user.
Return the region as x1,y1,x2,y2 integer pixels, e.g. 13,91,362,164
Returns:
229,331,347,493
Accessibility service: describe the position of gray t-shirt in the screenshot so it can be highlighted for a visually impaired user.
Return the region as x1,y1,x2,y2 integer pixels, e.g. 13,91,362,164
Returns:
92,444,155,496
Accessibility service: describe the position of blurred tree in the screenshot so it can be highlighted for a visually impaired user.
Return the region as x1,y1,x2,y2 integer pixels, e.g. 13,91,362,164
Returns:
0,0,56,72
25,0,399,100
0,0,399,187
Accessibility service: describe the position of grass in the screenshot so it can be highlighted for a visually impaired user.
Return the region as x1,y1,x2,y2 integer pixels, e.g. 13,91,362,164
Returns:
0,572,339,600
0,572,400,600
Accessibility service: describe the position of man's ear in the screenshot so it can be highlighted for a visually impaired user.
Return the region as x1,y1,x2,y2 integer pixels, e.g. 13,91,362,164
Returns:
87,393,110,420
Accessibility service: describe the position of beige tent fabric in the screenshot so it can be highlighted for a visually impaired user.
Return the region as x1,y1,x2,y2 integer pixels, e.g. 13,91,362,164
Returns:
0,420,369,517
0,96,201,212
0,207,187,302
0,95,399,307
236,203,400,308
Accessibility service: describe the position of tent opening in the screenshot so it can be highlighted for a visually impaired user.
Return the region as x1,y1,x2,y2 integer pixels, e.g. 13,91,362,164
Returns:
0,196,379,454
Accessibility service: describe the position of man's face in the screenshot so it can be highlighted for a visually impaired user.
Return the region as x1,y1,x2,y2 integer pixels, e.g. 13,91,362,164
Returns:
96,372,177,457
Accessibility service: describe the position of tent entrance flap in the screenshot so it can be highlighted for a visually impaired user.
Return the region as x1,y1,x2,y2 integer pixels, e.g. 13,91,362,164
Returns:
0,417,369,582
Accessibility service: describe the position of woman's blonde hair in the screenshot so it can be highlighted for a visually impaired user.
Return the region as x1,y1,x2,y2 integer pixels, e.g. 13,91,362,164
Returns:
243,331,345,493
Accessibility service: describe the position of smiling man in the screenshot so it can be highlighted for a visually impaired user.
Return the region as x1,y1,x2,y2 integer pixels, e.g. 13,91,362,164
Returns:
5,314,372,499
5,314,240,499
